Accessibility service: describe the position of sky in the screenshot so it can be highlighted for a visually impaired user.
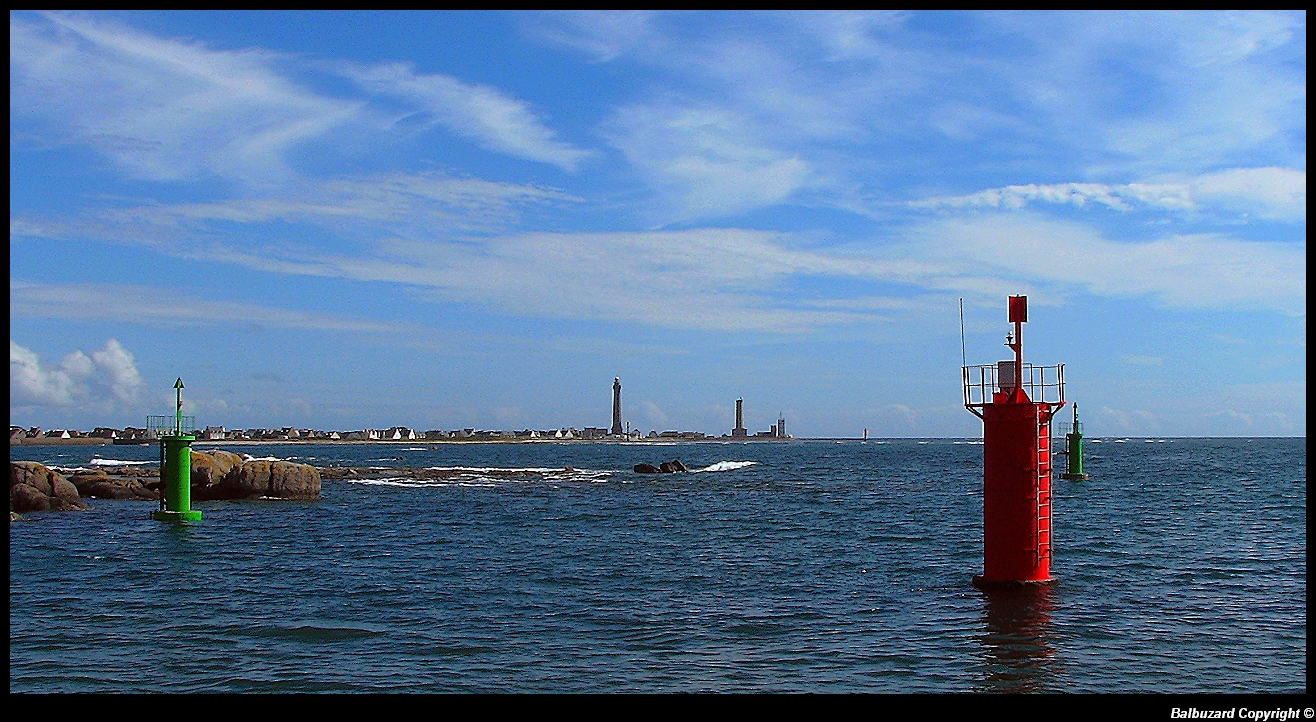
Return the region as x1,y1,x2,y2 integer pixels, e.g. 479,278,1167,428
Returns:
9,10,1306,438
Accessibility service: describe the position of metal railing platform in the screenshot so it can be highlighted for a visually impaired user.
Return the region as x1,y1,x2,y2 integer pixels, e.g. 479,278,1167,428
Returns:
963,362,1065,411
147,415,196,438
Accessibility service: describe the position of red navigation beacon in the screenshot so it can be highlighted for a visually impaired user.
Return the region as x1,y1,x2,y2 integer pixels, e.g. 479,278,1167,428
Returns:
963,295,1066,588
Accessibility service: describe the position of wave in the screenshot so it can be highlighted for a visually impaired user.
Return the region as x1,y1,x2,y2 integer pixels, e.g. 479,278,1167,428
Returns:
88,458,152,466
346,466,614,487
425,465,576,474
694,460,758,473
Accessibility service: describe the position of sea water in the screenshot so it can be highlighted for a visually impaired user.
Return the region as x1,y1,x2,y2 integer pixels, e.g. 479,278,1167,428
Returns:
8,438,1305,693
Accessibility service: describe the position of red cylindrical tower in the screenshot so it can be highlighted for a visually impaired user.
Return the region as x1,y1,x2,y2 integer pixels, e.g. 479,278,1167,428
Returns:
963,296,1065,587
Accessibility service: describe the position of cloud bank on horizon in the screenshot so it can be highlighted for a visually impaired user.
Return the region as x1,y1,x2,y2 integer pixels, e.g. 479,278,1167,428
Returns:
9,10,1306,437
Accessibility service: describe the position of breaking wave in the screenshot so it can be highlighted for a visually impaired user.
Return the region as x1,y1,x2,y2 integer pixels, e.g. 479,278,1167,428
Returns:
345,466,614,487
694,461,758,473
88,458,152,466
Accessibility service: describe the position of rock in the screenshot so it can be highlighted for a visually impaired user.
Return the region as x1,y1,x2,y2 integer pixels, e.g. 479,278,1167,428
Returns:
10,461,90,513
637,460,687,474
69,470,159,501
204,460,321,501
189,449,244,490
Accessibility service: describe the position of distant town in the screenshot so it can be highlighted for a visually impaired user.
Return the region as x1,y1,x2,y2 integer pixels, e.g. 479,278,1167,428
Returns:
9,423,790,445
10,380,792,445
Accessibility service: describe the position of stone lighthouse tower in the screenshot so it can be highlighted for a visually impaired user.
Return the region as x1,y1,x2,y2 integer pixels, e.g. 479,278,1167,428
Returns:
611,377,624,436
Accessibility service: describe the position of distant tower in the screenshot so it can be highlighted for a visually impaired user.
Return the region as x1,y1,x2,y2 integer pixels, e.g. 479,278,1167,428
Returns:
777,412,786,438
611,377,623,436
732,398,747,437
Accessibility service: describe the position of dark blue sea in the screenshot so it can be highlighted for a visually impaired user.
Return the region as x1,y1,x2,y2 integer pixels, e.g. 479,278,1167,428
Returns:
9,438,1306,693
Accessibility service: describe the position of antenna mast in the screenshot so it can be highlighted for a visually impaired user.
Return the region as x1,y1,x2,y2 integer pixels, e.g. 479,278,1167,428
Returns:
959,298,967,369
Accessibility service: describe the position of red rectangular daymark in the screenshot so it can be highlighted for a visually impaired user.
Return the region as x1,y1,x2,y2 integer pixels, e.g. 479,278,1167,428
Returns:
1008,295,1027,323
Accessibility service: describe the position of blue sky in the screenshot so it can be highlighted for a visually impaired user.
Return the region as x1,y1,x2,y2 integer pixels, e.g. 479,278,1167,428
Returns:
10,10,1306,438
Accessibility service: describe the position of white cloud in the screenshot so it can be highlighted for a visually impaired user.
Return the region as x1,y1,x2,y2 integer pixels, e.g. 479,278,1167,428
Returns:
91,339,147,402
788,10,910,62
912,182,1192,213
520,11,659,63
1189,167,1306,221
11,339,145,407
9,172,579,256
9,280,416,334
607,105,814,219
911,168,1306,222
638,400,669,428
10,13,592,185
10,12,358,184
905,213,1306,314
11,341,80,406
109,173,574,238
345,62,592,171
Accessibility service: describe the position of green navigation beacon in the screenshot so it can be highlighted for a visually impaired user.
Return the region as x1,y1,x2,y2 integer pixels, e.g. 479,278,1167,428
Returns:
150,377,201,522
1059,403,1090,481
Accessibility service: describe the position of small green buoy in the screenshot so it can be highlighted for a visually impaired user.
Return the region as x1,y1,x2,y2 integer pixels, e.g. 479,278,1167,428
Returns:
150,377,202,522
1059,403,1090,481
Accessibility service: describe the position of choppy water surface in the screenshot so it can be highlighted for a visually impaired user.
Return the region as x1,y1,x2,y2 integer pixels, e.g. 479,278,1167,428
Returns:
9,438,1305,693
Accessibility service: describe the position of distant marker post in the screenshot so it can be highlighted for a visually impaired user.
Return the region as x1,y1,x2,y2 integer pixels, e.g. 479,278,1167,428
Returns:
1060,403,1090,481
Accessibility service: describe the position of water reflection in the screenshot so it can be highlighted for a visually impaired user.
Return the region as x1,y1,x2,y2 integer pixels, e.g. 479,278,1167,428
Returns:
973,584,1059,692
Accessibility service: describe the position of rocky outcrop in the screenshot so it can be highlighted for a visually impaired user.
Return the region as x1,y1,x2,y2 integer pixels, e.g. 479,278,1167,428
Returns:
10,461,91,513
198,459,321,501
9,453,321,518
189,449,244,489
67,469,159,501
634,459,688,474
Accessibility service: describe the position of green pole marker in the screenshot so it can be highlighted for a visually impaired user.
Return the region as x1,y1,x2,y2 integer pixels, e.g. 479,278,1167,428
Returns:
151,377,202,522
1061,403,1090,481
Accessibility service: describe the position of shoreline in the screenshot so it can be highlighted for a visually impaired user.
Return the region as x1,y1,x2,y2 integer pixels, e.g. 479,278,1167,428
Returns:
10,437,805,447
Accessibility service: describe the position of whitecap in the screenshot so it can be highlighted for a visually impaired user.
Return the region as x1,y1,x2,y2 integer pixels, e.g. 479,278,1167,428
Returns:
694,460,758,473
425,465,564,473
89,458,153,466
